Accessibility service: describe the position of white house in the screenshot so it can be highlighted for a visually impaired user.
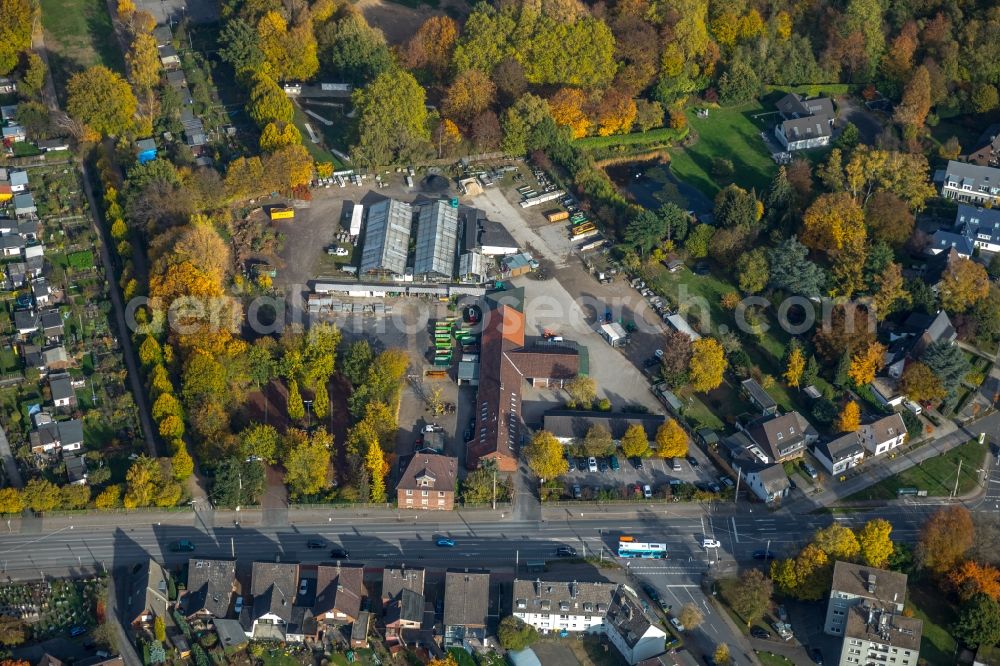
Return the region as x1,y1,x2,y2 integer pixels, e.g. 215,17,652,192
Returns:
50,376,76,409
859,414,907,456
773,93,835,151
813,433,866,476
939,161,1000,206
740,464,791,504
603,588,667,665
512,579,614,634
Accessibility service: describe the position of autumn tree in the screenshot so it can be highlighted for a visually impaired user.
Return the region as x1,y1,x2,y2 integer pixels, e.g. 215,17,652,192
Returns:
900,362,946,404
352,69,429,166
365,439,389,502
784,344,805,388
814,523,861,561
583,424,615,458
0,614,27,647
263,144,314,190
0,488,23,515
812,303,877,364
401,15,457,78
257,10,318,81
894,65,931,130
127,32,161,91
858,519,895,568
678,603,704,630
656,419,688,458
526,430,569,480
801,193,866,253
836,401,861,433
285,427,332,497
67,66,138,138
940,258,990,313
689,338,726,392
593,89,637,136
872,263,911,320
443,69,496,125
17,52,47,100
22,479,61,513
771,543,831,600
0,0,37,75
259,121,302,152
948,561,1000,603
917,505,974,574
921,340,971,397
866,192,915,247
844,146,936,210
620,424,650,458
248,72,293,127
564,375,597,410
848,342,886,386
94,485,121,509
547,88,590,139
736,248,769,294
659,329,693,388
713,644,731,666
729,568,772,626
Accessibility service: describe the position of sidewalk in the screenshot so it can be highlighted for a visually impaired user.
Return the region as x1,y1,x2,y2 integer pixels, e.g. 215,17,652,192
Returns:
789,411,999,512
0,425,23,489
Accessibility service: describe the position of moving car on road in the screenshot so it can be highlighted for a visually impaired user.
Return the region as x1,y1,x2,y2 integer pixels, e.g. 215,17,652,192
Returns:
750,627,771,639
169,539,195,552
669,617,685,632
556,546,577,557
330,547,349,559
436,537,456,547
702,538,722,548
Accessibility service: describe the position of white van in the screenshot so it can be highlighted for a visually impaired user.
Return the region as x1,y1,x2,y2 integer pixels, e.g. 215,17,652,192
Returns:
904,400,922,415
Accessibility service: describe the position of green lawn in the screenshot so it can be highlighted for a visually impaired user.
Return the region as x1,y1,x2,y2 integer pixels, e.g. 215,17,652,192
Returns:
846,439,986,501
448,648,476,666
755,652,795,666
907,580,958,666
39,0,124,99
668,102,778,197
291,103,347,168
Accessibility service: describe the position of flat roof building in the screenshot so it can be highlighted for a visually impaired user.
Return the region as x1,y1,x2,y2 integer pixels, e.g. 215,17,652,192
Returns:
361,198,413,277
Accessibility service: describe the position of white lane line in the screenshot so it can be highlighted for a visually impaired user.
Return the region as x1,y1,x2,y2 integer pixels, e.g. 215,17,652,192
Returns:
732,517,740,543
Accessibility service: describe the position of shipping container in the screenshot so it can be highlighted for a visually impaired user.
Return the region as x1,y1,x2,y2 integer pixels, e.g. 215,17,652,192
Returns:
545,209,569,223
269,206,295,220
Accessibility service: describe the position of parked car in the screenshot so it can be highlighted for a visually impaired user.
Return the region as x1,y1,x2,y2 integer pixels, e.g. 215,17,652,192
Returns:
299,579,308,595
233,596,244,616
777,605,788,622
436,537,456,547
802,461,819,479
643,484,653,499
609,455,620,471
708,481,722,493
556,546,577,557
169,539,195,552
69,626,87,638
670,458,682,471
577,458,588,471
686,456,699,468
810,648,824,665
750,627,771,639
588,457,598,473
572,484,582,499
641,583,659,603
702,538,722,548
630,457,644,470
306,539,325,549
719,475,735,488
330,547,350,559
669,617,685,632
598,458,609,472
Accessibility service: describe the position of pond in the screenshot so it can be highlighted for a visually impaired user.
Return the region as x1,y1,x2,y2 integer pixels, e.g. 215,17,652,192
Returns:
605,161,714,217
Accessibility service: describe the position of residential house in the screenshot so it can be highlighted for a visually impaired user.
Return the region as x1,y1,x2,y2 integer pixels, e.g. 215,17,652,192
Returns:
153,25,173,47
29,414,83,454
313,562,366,636
136,138,158,165
0,234,24,256
824,561,908,635
50,375,76,409
968,125,1000,167
75,656,125,666
32,278,50,306
126,559,171,627
938,160,1000,205
6,261,26,288
743,412,818,463
9,170,28,193
603,587,668,665
741,378,778,416
382,566,425,643
741,463,791,503
443,569,490,651
0,105,18,123
158,44,180,68
13,193,35,217
243,561,299,640
929,204,1000,256
41,310,64,340
512,579,614,634
397,453,457,511
64,453,87,485
15,309,39,337
183,559,237,620
2,124,26,143
37,654,63,666
543,411,665,446
774,93,835,151
859,414,907,456
883,311,956,382
813,433,865,476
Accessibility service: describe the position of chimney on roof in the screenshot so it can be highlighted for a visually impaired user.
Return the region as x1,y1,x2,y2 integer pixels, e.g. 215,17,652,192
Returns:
570,581,578,599
866,573,877,594
535,578,541,597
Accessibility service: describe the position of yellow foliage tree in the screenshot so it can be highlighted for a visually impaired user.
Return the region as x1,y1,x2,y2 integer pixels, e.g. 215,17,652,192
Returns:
857,519,894,568
594,89,637,136
259,121,302,152
127,32,160,91
443,69,496,124
526,430,569,480
847,342,886,386
94,485,122,509
784,346,805,388
801,193,866,253
813,523,861,561
940,257,990,313
366,438,389,502
655,419,688,458
548,88,591,138
0,487,24,515
689,337,726,392
836,401,861,433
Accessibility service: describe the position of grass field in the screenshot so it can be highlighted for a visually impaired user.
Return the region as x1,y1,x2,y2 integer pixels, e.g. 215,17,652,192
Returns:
755,652,795,666
39,0,124,99
907,581,958,666
846,439,986,501
668,102,778,197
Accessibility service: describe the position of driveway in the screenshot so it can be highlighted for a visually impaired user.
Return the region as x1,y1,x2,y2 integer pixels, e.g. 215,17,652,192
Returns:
0,426,23,489
835,96,884,145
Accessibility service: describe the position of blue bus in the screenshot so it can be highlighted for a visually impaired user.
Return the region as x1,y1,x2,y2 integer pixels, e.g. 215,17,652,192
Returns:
618,537,667,559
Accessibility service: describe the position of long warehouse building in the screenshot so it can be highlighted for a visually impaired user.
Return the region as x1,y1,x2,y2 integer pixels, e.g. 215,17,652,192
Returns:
360,198,413,277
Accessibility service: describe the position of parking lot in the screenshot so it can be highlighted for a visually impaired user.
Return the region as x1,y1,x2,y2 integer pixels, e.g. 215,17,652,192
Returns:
560,451,725,500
